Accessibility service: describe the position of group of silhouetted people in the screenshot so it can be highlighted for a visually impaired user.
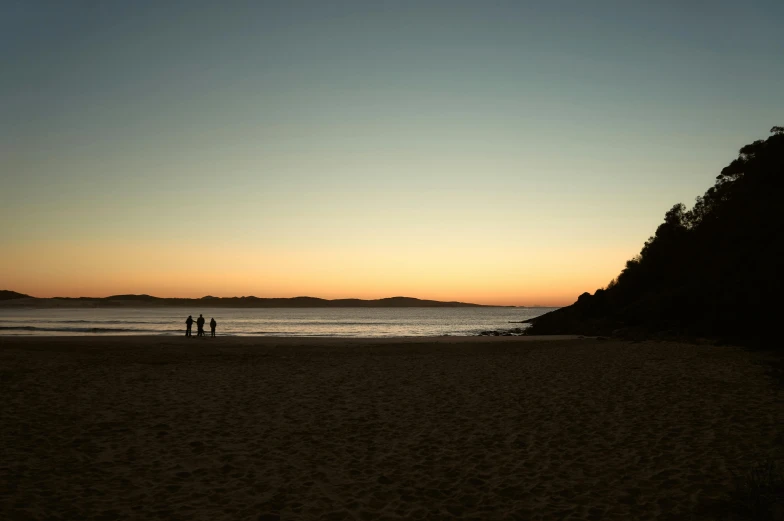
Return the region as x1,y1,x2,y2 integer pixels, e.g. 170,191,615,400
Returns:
185,314,217,337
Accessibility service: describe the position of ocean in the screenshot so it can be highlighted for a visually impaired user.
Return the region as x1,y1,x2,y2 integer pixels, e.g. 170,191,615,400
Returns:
0,307,557,337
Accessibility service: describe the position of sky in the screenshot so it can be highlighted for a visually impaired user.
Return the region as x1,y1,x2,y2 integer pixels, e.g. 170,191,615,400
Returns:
2,0,783,305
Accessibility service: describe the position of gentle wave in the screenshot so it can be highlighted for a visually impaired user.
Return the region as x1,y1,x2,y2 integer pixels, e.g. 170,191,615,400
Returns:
229,321,393,326
56,319,168,325
243,331,344,335
0,319,170,325
0,326,171,333
0,308,558,337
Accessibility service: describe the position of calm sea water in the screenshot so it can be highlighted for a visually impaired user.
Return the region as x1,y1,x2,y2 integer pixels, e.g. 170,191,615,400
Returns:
0,307,557,337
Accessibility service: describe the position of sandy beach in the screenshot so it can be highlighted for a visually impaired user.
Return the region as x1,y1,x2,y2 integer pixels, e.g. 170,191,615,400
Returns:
1,336,781,520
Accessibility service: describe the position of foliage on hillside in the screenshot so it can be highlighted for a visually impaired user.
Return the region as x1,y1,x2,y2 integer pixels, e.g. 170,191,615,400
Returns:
527,127,784,343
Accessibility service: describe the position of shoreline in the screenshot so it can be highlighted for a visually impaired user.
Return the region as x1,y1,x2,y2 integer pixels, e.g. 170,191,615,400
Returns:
0,307,555,338
2,336,782,520
0,334,580,343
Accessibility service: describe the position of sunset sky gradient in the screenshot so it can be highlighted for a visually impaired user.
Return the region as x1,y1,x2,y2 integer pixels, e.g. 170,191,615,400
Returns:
3,1,783,305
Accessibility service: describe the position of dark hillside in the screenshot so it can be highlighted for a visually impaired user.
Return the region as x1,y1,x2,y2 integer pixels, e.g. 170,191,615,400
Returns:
527,127,784,344
0,290,31,300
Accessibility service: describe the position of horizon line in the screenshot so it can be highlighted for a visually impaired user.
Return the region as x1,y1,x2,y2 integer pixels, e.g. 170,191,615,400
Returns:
1,290,556,308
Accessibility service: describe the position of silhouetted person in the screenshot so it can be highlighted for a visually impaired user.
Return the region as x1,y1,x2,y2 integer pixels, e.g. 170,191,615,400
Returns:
185,315,194,337
210,318,217,337
196,314,205,337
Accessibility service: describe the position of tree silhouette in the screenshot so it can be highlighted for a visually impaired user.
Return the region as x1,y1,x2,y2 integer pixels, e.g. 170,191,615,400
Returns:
527,127,784,344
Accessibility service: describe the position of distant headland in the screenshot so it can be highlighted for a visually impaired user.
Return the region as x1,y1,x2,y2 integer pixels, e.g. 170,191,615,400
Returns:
0,290,511,308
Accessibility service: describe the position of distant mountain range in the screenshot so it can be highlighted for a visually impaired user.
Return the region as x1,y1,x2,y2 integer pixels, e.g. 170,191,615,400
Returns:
0,291,511,308
0,290,31,300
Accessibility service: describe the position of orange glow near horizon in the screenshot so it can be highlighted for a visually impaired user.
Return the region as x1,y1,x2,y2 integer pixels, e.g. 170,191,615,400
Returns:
1,238,635,307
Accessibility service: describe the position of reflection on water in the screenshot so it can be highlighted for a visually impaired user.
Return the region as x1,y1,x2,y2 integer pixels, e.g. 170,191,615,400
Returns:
0,307,557,337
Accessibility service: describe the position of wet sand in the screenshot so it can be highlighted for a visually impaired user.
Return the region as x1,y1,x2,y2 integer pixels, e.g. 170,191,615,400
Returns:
1,336,781,520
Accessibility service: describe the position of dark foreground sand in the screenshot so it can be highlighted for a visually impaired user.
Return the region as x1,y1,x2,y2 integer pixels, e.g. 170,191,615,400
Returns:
1,336,782,521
